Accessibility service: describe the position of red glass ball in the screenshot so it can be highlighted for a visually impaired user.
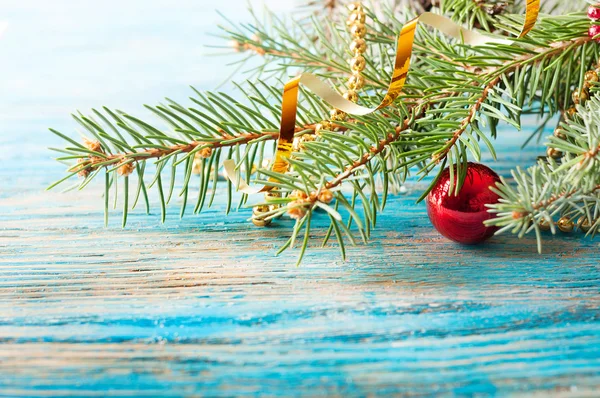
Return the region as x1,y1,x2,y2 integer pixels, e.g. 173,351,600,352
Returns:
426,162,501,244
589,6,600,21
589,24,600,41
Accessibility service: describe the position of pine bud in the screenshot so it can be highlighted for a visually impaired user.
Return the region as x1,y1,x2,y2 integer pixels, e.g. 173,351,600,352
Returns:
315,121,332,135
287,200,308,220
118,161,135,177
330,108,346,121
192,154,202,174
83,137,102,153
512,210,527,220
230,40,243,52
199,147,213,159
76,158,91,178
318,189,334,204
302,134,315,143
292,190,309,200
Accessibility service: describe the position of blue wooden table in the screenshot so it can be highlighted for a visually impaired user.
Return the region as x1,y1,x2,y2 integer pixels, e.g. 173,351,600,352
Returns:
1,1,600,396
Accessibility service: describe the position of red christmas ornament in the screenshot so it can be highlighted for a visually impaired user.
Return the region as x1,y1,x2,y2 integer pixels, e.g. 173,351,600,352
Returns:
589,24,600,41
426,162,501,244
588,5,600,21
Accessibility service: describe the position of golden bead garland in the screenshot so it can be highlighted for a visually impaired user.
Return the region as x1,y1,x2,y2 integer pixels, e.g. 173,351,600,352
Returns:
305,1,367,143
543,61,599,234
251,191,280,227
547,66,600,159
538,215,596,234
252,2,367,226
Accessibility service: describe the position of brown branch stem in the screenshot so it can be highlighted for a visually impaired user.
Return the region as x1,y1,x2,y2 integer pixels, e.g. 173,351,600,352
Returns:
84,130,280,171
295,36,593,208
532,184,600,212
436,36,592,164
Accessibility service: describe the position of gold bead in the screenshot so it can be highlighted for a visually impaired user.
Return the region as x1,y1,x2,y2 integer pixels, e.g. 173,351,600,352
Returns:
347,2,363,12
330,108,346,121
265,190,281,200
350,23,366,38
572,88,589,104
538,218,551,231
315,121,332,135
557,216,574,233
347,11,366,26
577,216,592,233
553,128,566,140
266,190,282,214
546,147,562,159
344,90,359,103
347,74,365,90
585,70,599,84
252,218,270,227
252,205,272,227
350,55,366,72
349,38,367,54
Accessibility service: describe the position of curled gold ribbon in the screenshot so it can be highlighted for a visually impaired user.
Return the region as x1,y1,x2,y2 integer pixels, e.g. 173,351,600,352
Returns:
223,2,540,194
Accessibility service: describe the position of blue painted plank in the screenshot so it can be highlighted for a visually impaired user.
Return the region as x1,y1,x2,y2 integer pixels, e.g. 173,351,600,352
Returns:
1,1,599,396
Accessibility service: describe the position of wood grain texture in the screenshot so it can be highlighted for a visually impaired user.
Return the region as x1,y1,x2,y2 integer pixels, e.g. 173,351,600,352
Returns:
1,1,600,395
1,125,600,396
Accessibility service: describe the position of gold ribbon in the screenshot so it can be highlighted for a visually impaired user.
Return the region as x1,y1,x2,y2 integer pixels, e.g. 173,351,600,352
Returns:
223,2,540,194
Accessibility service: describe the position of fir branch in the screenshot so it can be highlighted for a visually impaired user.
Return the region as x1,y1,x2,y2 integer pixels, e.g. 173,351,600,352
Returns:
532,184,600,213
48,4,599,261
75,131,279,173
231,38,336,73
440,0,513,32
434,35,592,165
487,96,600,250
323,106,424,191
